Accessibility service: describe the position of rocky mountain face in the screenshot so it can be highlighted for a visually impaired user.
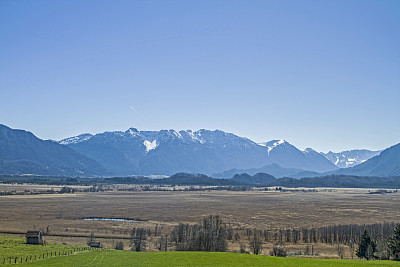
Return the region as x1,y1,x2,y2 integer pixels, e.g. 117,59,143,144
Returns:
3,123,397,178
332,143,400,177
0,124,107,176
60,129,338,176
321,150,381,168
60,129,270,175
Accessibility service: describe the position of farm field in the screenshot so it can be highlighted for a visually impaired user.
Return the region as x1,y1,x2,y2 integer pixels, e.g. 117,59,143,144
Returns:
0,236,88,264
1,187,399,230
0,185,400,258
18,250,400,267
1,236,399,266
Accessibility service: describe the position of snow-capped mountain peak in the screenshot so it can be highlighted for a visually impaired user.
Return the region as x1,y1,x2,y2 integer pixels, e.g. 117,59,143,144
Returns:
267,139,286,152
126,128,140,136
258,139,287,154
59,133,93,145
258,139,285,146
184,130,205,144
303,148,317,154
321,149,381,168
58,129,339,175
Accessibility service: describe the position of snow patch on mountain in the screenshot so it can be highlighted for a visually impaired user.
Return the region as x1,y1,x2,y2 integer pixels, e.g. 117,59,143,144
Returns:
266,139,286,154
185,130,205,144
127,128,140,137
143,140,158,152
172,130,183,139
321,150,381,168
59,134,93,145
59,128,339,175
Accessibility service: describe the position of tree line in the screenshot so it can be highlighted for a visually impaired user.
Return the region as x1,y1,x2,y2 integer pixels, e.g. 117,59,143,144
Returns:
115,216,400,261
3,173,400,189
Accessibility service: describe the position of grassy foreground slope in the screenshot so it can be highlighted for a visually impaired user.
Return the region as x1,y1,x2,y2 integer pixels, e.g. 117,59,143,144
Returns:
21,250,400,267
0,236,83,259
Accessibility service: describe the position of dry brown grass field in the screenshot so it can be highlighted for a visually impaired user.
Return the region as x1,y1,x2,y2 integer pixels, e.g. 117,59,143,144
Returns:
1,184,399,258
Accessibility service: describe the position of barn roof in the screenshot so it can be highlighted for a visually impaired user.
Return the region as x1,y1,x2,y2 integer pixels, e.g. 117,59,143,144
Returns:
26,231,41,237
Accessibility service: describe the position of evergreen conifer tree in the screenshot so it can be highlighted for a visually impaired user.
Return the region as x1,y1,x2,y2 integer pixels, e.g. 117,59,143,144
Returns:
388,224,400,260
356,230,376,260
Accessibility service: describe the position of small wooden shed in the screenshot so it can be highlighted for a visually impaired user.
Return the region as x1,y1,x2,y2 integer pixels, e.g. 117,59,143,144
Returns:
26,231,43,245
89,241,101,248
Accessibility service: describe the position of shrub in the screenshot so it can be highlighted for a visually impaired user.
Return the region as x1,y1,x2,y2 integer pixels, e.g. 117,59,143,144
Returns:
114,241,124,250
270,244,287,257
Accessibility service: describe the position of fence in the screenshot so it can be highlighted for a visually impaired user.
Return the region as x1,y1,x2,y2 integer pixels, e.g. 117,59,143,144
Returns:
0,246,103,265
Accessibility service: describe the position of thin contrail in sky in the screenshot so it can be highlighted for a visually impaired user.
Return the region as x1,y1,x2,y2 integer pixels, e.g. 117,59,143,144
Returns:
129,106,136,111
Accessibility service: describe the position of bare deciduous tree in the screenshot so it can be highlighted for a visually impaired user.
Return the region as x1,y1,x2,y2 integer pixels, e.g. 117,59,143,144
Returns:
249,233,263,255
171,215,227,252
130,228,147,252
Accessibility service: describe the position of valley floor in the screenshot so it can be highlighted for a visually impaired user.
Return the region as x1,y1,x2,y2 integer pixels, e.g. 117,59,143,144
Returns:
1,186,399,259
18,250,400,267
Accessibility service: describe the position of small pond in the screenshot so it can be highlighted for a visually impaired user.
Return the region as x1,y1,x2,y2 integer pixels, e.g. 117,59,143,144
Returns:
83,217,138,222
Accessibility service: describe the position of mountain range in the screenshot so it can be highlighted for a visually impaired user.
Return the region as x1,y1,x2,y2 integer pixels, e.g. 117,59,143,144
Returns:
59,129,338,176
322,150,381,168
331,143,400,177
0,124,107,176
0,124,398,178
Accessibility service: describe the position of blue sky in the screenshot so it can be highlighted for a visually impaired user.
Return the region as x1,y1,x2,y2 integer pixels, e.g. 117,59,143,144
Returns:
1,0,399,152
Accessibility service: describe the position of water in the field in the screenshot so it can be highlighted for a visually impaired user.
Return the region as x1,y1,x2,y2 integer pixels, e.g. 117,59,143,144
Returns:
83,217,138,222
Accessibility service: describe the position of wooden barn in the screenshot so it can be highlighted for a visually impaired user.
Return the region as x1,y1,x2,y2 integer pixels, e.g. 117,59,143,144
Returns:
88,241,101,248
26,231,43,245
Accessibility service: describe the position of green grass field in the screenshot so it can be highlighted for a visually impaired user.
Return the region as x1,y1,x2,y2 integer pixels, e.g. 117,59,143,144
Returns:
2,236,400,266
0,236,86,264
18,250,400,267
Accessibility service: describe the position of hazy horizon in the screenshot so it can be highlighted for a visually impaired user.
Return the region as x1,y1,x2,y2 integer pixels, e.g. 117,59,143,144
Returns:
1,0,399,153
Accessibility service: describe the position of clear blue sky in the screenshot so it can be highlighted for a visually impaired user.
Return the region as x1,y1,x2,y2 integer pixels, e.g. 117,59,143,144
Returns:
1,0,399,152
